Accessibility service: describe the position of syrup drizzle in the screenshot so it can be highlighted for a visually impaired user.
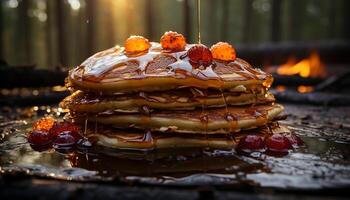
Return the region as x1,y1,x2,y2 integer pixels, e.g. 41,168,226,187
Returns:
72,41,269,85
197,0,201,44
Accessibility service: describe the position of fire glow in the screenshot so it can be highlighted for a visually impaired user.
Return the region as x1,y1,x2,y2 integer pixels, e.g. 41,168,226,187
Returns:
277,52,327,78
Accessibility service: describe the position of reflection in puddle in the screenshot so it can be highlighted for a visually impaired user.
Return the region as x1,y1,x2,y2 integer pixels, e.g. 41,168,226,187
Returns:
1,106,350,189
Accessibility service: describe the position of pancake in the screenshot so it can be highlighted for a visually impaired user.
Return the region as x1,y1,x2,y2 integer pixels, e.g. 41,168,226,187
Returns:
61,89,275,113
72,104,284,134
68,43,273,94
86,124,290,150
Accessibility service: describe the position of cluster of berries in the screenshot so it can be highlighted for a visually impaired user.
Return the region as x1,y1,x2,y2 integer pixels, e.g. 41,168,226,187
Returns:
27,117,90,153
236,132,304,156
124,31,236,66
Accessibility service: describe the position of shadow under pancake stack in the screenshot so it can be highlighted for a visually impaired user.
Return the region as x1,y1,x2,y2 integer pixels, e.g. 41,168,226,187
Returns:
60,31,289,150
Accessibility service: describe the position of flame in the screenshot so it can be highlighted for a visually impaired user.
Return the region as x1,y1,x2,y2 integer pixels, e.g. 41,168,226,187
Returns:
277,52,327,78
297,85,314,93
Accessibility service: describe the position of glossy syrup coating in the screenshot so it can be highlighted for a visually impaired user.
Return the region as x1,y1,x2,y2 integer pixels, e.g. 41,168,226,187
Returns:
160,31,186,51
188,44,213,67
211,42,236,61
124,35,151,53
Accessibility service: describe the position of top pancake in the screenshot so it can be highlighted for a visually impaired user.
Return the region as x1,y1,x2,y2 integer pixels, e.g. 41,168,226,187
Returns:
68,43,273,94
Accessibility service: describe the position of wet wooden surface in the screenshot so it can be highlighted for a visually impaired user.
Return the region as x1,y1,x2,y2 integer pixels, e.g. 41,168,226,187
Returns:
0,103,350,199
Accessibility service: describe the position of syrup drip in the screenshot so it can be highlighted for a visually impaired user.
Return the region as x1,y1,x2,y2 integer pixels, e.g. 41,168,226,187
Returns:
245,108,268,127
127,130,154,144
200,107,209,147
114,130,155,148
197,0,201,44
225,113,238,133
94,116,98,134
84,118,88,136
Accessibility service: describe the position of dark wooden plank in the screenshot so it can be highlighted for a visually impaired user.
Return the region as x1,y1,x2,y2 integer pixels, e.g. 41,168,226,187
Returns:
0,179,347,200
0,67,66,88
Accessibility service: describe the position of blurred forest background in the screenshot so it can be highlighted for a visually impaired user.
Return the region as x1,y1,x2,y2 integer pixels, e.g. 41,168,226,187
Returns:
0,0,348,69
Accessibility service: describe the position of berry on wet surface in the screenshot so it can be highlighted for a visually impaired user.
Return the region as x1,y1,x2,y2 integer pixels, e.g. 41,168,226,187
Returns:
32,117,55,132
284,133,304,148
27,130,53,146
160,31,186,51
265,134,293,155
236,135,265,153
52,131,82,153
210,42,236,62
188,44,213,67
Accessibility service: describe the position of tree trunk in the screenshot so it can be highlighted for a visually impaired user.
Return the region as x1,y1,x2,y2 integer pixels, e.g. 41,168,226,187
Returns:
0,1,3,60
242,0,253,43
343,0,350,39
145,0,154,40
327,1,336,38
46,0,53,67
86,0,96,56
106,0,114,47
56,0,67,66
287,0,302,41
18,0,31,64
183,0,192,42
221,0,229,41
271,0,282,42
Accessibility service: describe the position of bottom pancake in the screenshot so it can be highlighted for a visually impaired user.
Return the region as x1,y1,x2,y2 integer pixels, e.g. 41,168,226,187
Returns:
86,124,290,150
72,104,284,134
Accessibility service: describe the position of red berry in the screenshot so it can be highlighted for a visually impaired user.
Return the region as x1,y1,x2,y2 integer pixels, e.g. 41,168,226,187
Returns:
236,135,265,153
50,122,81,138
53,131,82,153
53,131,76,147
27,130,53,146
265,134,292,153
188,44,213,67
285,133,304,148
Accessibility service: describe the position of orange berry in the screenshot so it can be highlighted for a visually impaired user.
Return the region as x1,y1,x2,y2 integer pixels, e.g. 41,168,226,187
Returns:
210,42,236,61
160,31,186,51
124,35,151,53
32,117,55,132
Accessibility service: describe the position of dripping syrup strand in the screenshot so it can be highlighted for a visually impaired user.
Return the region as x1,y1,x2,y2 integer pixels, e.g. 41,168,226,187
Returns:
197,0,201,44
200,89,209,148
94,116,98,134
84,118,88,136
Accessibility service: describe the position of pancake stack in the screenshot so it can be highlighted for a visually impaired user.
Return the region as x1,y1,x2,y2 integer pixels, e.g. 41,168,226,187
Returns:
61,32,288,150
